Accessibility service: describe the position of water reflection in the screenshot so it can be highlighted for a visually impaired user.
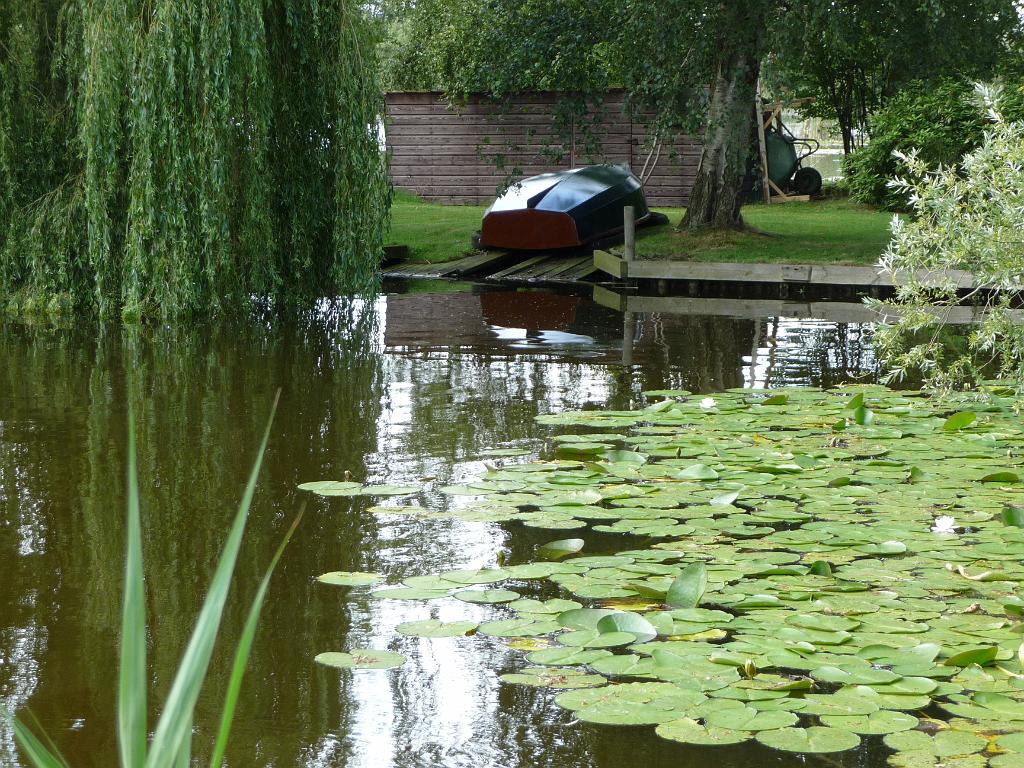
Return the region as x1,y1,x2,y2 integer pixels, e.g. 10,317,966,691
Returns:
1,286,883,767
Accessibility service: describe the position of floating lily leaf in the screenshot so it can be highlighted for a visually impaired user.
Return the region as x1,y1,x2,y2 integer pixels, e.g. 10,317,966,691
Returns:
298,480,362,495
710,490,741,506
655,718,750,745
500,667,606,689
665,563,707,609
559,629,638,648
440,568,511,585
755,726,860,754
316,571,383,587
537,538,585,561
802,692,879,716
883,729,987,758
1001,505,1024,527
557,608,618,630
908,466,932,483
943,646,998,667
601,450,648,465
676,464,720,481
315,649,405,670
943,412,977,431
396,619,478,637
704,706,798,731
820,710,917,734
454,588,520,604
853,406,874,425
981,471,1021,483
525,647,613,666
478,618,560,637
761,394,789,406
595,612,658,643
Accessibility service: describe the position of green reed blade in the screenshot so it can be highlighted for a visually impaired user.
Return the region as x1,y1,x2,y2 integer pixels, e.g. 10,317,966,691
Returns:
209,506,305,768
8,714,68,768
145,392,280,768
120,408,147,767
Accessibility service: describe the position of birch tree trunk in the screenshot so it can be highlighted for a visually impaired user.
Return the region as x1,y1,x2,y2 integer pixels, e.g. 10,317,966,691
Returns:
683,44,761,229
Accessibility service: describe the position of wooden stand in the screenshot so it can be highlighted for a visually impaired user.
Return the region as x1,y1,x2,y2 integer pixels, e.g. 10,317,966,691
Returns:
755,88,813,204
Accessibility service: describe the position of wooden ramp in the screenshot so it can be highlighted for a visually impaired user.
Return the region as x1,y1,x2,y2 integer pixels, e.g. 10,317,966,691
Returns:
382,251,601,285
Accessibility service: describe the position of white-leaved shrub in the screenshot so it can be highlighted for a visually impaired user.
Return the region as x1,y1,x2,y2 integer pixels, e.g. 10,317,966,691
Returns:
869,84,1024,400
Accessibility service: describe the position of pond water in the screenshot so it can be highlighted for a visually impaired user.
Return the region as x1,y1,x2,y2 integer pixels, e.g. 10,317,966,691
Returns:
0,284,883,767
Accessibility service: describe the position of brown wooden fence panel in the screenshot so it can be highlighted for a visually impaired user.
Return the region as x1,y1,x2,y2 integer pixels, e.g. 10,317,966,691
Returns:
385,92,701,207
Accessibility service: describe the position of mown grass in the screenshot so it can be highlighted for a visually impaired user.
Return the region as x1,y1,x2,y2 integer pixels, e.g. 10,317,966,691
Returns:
638,200,893,265
387,190,486,264
386,191,893,267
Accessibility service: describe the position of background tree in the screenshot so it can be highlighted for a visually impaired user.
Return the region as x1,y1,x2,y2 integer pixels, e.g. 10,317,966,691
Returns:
382,0,1020,230
0,0,389,320
767,0,1019,155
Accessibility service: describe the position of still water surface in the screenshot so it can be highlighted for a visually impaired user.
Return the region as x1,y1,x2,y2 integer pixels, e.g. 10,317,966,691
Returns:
1,284,883,767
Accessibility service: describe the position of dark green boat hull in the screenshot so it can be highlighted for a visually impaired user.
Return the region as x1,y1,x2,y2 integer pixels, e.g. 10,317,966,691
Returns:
479,164,651,250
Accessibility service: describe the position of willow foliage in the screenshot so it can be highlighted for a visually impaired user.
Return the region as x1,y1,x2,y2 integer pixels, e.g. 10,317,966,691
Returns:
0,0,389,319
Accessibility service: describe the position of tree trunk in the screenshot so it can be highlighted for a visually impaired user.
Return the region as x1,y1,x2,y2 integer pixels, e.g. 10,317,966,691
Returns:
683,45,761,230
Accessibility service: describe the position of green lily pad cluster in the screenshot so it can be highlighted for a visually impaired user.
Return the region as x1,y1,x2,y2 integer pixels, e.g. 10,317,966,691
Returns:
302,385,1024,762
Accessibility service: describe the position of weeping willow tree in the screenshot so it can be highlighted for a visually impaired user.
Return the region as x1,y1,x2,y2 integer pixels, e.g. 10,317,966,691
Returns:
0,0,389,319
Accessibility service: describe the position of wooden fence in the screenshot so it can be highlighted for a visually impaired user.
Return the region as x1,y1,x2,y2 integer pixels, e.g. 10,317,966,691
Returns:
384,91,701,206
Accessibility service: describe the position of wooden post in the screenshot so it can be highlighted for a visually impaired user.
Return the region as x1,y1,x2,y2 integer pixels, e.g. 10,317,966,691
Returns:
755,83,771,204
622,310,635,366
623,205,635,261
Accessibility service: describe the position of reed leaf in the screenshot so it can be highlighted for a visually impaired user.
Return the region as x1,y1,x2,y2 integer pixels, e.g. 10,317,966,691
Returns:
6,713,68,768
208,507,305,768
144,391,280,768
119,409,147,766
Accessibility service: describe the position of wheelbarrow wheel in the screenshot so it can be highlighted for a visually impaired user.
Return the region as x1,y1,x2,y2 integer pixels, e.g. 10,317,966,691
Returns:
793,167,822,196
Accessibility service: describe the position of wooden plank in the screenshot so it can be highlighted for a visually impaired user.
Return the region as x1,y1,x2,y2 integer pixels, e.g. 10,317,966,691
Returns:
594,249,628,279
488,254,552,280
628,261,786,282
447,250,519,277
513,256,570,280
564,259,600,280
538,256,592,279
591,285,628,311
522,257,581,280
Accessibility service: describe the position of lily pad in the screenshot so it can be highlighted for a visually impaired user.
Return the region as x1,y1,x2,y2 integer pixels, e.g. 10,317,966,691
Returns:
500,667,607,689
655,717,751,745
395,619,479,637
315,649,405,670
537,538,585,561
316,571,383,587
454,589,520,604
755,726,861,753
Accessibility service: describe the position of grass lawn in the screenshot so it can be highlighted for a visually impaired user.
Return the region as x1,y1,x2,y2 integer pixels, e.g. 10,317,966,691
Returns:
638,200,893,265
388,190,486,264
387,190,893,267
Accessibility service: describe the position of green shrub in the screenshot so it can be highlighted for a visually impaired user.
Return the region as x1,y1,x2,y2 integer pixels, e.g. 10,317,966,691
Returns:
845,78,1024,210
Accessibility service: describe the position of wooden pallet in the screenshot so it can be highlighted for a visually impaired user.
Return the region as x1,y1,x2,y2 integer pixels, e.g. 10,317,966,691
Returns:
382,250,601,285
381,249,519,280
485,254,598,284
